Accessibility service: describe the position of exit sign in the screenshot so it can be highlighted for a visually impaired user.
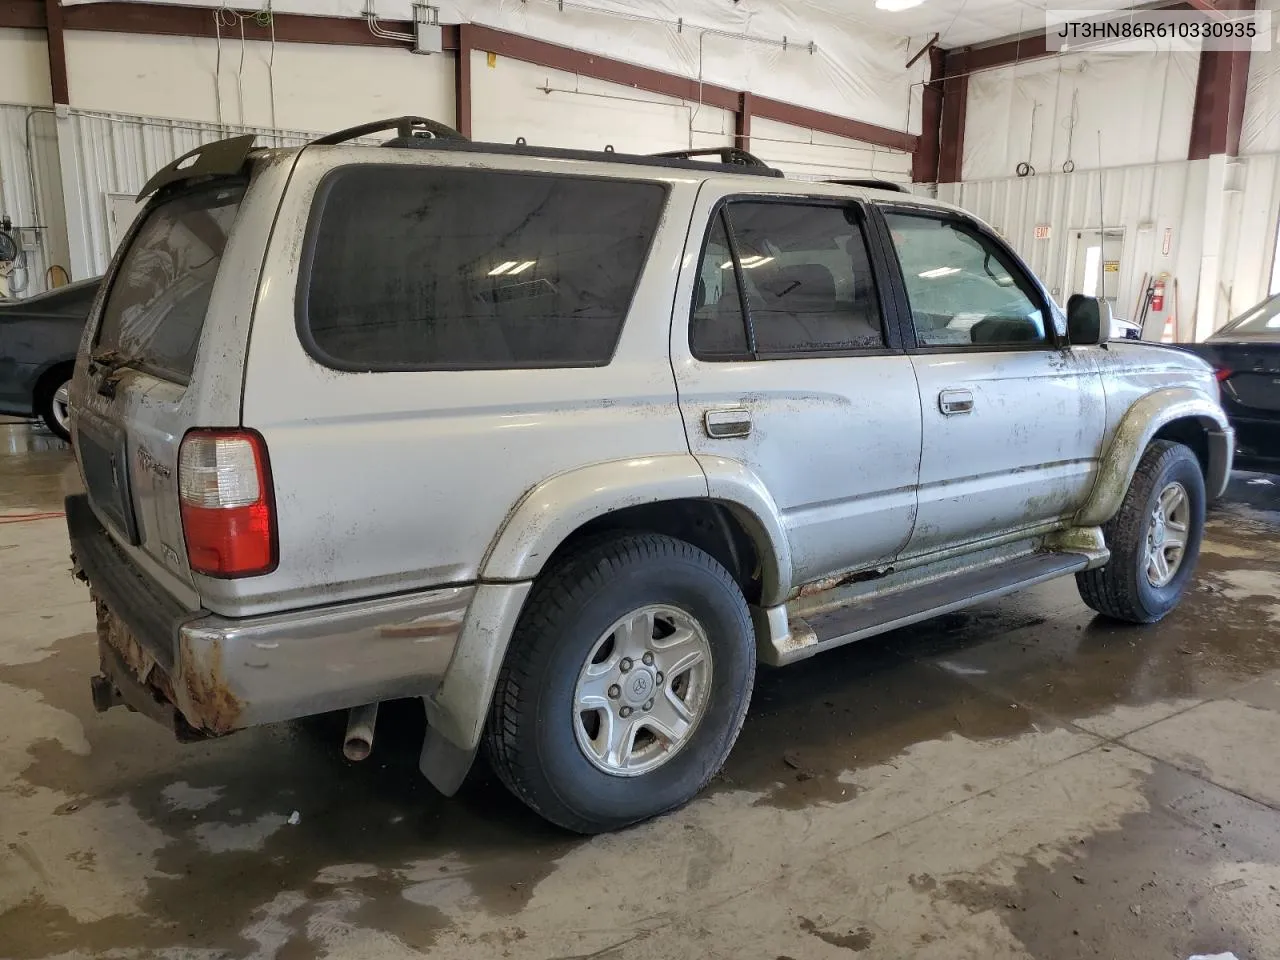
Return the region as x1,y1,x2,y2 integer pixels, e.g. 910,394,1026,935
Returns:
1034,224,1052,240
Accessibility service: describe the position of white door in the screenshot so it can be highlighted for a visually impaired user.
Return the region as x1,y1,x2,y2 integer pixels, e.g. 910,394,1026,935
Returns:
672,188,923,587
881,208,1106,558
1067,227,1125,308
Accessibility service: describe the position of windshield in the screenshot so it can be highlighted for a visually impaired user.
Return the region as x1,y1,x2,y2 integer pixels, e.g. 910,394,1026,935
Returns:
95,182,244,382
1213,293,1280,338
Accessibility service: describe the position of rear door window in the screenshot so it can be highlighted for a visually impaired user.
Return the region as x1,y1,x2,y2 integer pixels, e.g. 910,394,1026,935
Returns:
300,166,667,370
96,183,244,384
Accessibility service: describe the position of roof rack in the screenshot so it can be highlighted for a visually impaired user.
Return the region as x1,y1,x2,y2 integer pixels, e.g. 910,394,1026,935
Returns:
305,116,783,177
826,178,910,194
310,116,468,146
649,147,773,169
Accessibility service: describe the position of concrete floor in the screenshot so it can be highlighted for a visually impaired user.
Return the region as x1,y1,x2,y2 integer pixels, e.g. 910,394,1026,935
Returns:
1,419,1279,960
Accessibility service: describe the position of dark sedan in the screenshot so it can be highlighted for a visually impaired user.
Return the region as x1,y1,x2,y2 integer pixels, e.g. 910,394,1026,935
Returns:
1181,293,1280,473
0,277,101,440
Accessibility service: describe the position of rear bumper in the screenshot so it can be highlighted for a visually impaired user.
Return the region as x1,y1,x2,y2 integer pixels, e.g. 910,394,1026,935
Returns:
67,494,473,736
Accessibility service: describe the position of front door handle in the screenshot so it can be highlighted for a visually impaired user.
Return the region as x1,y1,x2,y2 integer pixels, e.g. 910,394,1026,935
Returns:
704,408,752,439
938,389,974,416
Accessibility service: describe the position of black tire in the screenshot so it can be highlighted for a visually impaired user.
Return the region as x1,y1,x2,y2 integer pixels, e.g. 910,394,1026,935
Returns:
35,367,72,441
1077,440,1205,623
484,533,755,834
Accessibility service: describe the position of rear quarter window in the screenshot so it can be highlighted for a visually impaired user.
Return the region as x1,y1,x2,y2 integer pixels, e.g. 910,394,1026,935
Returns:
299,165,668,370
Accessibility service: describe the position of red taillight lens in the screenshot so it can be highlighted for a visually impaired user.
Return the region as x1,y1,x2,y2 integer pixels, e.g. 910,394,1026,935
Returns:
1214,368,1233,382
178,429,276,578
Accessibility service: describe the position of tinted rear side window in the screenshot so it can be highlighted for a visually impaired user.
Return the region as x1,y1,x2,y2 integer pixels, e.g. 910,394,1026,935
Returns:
301,166,667,370
96,183,244,384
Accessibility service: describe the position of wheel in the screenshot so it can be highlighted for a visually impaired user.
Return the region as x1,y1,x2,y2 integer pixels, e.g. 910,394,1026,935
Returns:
484,533,755,834
1076,440,1205,623
37,372,72,441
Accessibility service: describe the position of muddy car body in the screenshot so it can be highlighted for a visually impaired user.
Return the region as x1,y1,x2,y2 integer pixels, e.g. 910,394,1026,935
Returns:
67,119,1232,833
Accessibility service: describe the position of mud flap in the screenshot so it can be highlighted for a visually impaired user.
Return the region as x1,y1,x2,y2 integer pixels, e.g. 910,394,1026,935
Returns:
418,700,478,796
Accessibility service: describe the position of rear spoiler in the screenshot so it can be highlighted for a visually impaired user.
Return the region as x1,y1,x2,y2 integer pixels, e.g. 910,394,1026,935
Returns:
136,134,257,201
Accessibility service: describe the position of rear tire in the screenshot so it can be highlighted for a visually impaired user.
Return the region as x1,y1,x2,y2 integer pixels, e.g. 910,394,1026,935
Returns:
484,533,755,834
1076,440,1205,623
36,369,72,442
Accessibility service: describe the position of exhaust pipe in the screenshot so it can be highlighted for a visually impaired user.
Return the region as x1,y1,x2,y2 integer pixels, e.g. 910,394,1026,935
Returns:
343,702,379,761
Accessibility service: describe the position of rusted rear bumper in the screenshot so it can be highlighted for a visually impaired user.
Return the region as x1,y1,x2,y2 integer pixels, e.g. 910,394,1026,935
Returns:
67,494,474,737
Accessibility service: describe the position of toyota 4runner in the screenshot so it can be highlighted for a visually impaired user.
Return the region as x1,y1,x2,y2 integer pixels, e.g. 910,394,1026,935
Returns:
66,117,1233,834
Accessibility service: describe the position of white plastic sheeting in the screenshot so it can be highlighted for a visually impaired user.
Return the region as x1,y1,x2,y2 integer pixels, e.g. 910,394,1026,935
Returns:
963,48,1200,181
60,0,928,138
58,110,318,278
63,31,456,133
469,52,733,154
749,117,910,182
1242,0,1280,154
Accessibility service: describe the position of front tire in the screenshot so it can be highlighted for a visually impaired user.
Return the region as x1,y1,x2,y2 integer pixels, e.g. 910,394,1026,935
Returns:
1077,439,1205,623
484,533,755,834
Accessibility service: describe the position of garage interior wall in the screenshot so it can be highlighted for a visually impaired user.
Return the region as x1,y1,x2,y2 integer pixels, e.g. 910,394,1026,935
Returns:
948,31,1280,340
1,1,926,296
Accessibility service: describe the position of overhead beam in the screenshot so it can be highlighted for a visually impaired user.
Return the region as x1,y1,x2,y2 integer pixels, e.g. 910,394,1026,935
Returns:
1188,0,1254,158
5,4,914,155
736,92,753,151
455,23,473,138
44,0,68,104
912,46,945,182
937,49,969,183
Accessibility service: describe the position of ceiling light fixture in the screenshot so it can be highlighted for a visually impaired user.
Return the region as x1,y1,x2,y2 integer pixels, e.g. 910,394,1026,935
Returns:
488,261,518,276
875,0,926,11
506,260,537,275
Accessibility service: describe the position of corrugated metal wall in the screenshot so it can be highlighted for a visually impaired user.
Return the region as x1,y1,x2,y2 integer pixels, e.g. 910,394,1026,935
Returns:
942,156,1280,338
0,104,63,298
941,161,1212,339
62,109,318,278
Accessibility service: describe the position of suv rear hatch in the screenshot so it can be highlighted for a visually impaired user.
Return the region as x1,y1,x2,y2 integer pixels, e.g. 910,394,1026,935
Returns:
71,140,294,612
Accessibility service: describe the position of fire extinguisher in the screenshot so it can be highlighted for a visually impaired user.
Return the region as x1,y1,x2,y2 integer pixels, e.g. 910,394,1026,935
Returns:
1151,276,1166,312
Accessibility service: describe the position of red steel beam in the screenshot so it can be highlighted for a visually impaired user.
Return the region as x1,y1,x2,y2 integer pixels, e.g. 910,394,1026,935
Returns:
736,92,753,150
44,0,69,104
912,46,944,182
0,0,45,30
59,2,433,48
455,23,473,138
1188,0,1254,158
466,23,916,153
937,48,969,183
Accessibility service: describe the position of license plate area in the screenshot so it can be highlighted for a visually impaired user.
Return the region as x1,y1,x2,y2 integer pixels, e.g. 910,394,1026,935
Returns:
78,419,140,545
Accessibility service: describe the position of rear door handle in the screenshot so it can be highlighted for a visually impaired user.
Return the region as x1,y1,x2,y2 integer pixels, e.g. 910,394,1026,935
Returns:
704,408,752,439
938,389,974,416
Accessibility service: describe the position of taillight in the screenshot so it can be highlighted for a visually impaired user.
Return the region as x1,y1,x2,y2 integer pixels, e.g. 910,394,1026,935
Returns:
1214,368,1232,382
178,429,276,577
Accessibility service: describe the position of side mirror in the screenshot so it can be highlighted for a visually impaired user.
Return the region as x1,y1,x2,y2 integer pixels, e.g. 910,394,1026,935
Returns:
1066,294,1111,346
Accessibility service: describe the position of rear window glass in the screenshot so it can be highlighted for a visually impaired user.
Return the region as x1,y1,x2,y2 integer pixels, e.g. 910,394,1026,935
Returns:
300,166,667,370
96,183,244,383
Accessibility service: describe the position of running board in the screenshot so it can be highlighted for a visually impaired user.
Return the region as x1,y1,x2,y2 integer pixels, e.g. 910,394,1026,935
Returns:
769,552,1090,666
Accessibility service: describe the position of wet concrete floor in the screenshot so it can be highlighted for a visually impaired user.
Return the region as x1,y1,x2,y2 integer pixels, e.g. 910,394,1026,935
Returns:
1,419,1279,959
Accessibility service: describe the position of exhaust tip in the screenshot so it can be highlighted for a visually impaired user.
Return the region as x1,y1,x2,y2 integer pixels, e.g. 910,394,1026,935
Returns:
342,702,379,762
343,736,373,762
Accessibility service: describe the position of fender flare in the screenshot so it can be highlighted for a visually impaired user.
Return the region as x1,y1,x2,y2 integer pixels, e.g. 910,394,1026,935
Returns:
425,455,792,764
1075,387,1230,527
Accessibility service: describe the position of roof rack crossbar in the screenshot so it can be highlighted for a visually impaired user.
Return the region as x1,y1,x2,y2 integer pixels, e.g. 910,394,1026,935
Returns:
650,147,772,169
826,178,910,193
311,116,468,146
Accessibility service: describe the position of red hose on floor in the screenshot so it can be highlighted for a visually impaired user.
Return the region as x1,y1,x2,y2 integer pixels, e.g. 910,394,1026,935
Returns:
0,511,65,524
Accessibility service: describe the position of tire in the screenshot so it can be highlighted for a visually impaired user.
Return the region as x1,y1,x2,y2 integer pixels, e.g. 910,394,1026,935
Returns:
1077,440,1205,623
36,369,72,441
484,533,755,834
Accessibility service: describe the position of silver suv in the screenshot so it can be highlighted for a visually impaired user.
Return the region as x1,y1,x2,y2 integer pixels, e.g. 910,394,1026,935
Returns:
67,117,1232,834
